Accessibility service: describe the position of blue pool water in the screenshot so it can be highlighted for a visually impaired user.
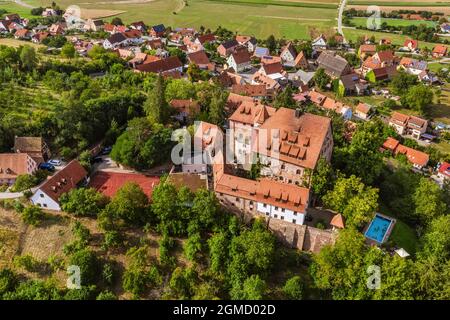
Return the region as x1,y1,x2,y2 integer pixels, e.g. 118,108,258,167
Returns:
365,215,393,243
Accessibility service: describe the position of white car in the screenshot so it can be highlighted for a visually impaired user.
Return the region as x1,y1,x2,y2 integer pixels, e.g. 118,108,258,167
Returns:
48,159,62,166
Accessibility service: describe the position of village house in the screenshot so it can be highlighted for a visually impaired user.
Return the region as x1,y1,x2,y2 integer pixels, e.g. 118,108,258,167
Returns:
0,153,38,185
123,29,144,45
251,72,281,93
389,112,428,139
361,50,397,76
84,19,104,32
260,55,282,65
382,137,429,169
398,57,428,76
308,91,352,120
401,39,419,52
103,32,129,49
312,34,327,50
288,69,315,87
355,102,373,120
227,50,252,72
187,50,214,70
14,136,50,164
339,73,368,96
49,22,66,35
14,28,32,40
30,160,88,210
258,61,286,81
32,31,49,43
294,51,308,70
217,39,239,57
316,51,351,78
236,35,257,53
437,162,450,181
169,99,200,123
130,21,147,32
358,44,376,58
231,84,269,99
432,45,448,58
150,24,166,37
194,33,216,46
134,56,183,76
42,8,58,17
253,46,270,58
280,42,297,65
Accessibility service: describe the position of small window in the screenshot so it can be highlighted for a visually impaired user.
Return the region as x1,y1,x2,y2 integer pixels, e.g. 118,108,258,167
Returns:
274,214,278,218
40,194,44,198
292,219,296,224
296,169,301,175
43,204,47,208
281,208,285,213
275,206,278,211
235,197,240,202
281,216,284,220
263,204,267,208
249,201,253,205
293,212,297,216
281,164,285,169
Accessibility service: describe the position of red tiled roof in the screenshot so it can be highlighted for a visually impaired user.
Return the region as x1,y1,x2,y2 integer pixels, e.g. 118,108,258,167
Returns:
433,45,447,55
89,171,159,199
40,160,87,202
0,153,35,179
135,56,182,73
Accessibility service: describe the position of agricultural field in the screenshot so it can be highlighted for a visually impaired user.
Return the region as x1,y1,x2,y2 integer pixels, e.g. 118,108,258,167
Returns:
1,0,340,39
349,17,437,28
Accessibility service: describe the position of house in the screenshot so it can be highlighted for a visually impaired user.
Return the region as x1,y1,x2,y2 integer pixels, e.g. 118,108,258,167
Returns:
49,23,66,35
311,93,352,120
402,39,419,52
258,62,284,77
260,55,282,65
195,33,216,46
389,112,428,139
358,44,376,58
42,8,58,17
14,28,32,40
150,24,165,37
432,45,448,58
169,99,200,123
5,14,21,22
398,57,427,76
312,34,327,50
217,39,239,57
288,69,315,87
32,31,49,43
0,20,12,33
253,46,270,58
147,38,164,50
379,38,392,45
316,51,351,78
365,65,397,82
30,160,88,210
0,154,38,185
251,72,281,92
437,162,450,180
14,137,50,164
7,21,24,33
294,51,308,70
215,70,245,88
355,103,372,120
280,42,297,65
130,21,147,32
134,56,183,75
339,73,368,96
250,108,333,185
236,35,257,52
84,19,104,32
362,50,396,75
123,29,143,45
187,50,214,70
103,32,129,49
227,50,251,72
89,171,159,199
231,84,269,99
382,137,429,169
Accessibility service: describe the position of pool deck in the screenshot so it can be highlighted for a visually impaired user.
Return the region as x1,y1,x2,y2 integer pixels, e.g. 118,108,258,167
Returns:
363,213,396,245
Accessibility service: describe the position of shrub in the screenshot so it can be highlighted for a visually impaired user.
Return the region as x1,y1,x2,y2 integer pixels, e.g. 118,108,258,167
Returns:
21,205,44,226
283,276,304,300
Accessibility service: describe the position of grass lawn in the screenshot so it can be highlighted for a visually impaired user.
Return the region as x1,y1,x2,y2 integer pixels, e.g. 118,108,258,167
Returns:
0,38,44,49
0,1,35,19
350,17,437,28
389,219,419,255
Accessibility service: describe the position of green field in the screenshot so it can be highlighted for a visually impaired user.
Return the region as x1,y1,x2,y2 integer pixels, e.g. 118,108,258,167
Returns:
0,0,339,39
349,0,450,6
350,17,437,28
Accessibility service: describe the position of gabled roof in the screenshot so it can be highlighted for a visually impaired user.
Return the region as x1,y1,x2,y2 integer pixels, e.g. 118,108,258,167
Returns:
0,153,35,179
151,24,165,33
39,160,87,202
438,162,450,178
330,213,345,228
316,51,350,77
261,62,283,75
390,112,410,126
229,100,276,125
135,56,182,73
281,42,297,58
220,39,238,49
107,32,127,44
14,137,44,153
188,50,210,65
196,33,216,44
356,102,371,114
230,50,251,64
433,45,448,55
169,99,200,115
231,84,268,97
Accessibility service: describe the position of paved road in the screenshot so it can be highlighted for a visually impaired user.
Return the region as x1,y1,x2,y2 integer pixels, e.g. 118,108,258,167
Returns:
14,0,34,9
337,0,347,44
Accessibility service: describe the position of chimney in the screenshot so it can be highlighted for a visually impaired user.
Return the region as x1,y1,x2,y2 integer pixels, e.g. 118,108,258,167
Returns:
295,108,302,118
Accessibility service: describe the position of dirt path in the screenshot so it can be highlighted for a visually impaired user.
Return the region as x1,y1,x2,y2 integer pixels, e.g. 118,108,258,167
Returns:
14,0,33,9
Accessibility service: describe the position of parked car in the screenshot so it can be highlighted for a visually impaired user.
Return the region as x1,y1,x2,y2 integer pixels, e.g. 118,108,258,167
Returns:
91,156,103,164
101,146,112,155
48,159,62,166
39,163,55,171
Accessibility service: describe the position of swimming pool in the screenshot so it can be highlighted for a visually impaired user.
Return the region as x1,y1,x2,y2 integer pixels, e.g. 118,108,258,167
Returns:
364,214,394,243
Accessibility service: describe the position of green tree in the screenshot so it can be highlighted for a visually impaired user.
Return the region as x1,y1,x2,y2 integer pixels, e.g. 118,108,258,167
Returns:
283,276,304,300
0,269,18,296
310,157,334,203
11,174,37,192
96,290,117,300
239,275,266,300
61,43,76,58
184,232,202,261
403,84,434,114
313,68,331,90
19,46,38,71
208,231,229,275
21,205,44,226
144,74,170,124
266,35,276,53
69,248,99,285
273,85,296,109
323,175,378,227
413,178,447,224
390,72,418,95
60,188,109,217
